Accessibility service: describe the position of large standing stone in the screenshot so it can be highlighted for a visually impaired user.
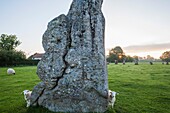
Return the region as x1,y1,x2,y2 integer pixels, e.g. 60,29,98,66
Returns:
30,0,108,112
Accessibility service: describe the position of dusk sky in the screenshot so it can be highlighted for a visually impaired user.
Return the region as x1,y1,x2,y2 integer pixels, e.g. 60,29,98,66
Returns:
0,0,170,58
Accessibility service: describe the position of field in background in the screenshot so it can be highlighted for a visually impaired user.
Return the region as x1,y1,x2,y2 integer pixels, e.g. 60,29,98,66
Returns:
108,62,170,113
0,63,170,113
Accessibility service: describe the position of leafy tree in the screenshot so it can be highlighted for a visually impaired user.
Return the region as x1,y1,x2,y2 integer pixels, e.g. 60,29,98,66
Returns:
133,55,139,61
126,55,134,62
0,34,27,66
146,55,154,60
160,51,170,64
106,53,118,63
109,46,124,56
0,34,21,51
133,55,139,65
107,46,126,63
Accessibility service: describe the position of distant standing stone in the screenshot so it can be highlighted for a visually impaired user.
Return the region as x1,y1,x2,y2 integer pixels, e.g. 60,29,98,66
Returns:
115,60,118,64
123,60,125,65
150,61,153,65
134,61,138,65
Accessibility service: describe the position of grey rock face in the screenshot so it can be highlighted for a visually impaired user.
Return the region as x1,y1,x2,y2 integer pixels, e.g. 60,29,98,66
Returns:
30,0,108,112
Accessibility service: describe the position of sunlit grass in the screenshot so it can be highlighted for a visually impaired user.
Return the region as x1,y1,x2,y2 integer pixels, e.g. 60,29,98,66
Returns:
0,63,170,113
107,62,170,113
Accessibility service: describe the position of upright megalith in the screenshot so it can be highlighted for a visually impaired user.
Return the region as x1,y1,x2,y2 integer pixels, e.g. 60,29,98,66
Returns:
30,0,108,112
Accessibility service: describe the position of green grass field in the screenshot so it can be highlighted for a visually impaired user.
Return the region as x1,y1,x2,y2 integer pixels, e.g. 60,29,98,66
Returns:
0,63,170,113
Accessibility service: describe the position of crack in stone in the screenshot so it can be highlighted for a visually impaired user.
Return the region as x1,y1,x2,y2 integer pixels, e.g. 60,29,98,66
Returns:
88,0,96,55
30,82,45,106
51,23,72,90
35,88,45,105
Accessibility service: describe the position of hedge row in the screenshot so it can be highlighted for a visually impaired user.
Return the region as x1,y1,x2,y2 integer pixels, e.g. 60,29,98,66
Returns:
0,60,40,67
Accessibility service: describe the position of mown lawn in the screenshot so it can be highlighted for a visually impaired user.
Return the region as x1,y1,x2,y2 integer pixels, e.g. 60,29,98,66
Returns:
0,63,170,113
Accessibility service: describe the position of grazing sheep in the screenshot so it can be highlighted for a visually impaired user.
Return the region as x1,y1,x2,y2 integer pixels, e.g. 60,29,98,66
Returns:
108,90,118,108
7,68,15,75
22,90,32,107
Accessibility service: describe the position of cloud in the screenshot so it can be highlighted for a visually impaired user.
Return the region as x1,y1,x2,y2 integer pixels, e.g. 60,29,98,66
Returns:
123,42,170,53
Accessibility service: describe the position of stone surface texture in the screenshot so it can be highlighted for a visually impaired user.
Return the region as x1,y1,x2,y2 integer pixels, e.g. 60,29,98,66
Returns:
30,0,108,112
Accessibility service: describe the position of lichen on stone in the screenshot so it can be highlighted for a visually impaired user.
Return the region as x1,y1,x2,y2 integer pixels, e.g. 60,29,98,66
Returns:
30,0,108,112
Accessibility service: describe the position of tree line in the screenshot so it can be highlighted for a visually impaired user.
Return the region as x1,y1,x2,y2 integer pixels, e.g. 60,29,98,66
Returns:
107,46,170,64
106,46,134,63
0,34,39,66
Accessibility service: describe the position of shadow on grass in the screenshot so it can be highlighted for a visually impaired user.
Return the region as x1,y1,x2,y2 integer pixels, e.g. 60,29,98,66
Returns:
25,106,128,113
26,106,56,113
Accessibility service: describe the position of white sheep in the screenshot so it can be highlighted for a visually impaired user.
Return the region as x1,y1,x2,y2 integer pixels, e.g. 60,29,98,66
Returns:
108,90,118,108
22,90,32,107
7,68,15,75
